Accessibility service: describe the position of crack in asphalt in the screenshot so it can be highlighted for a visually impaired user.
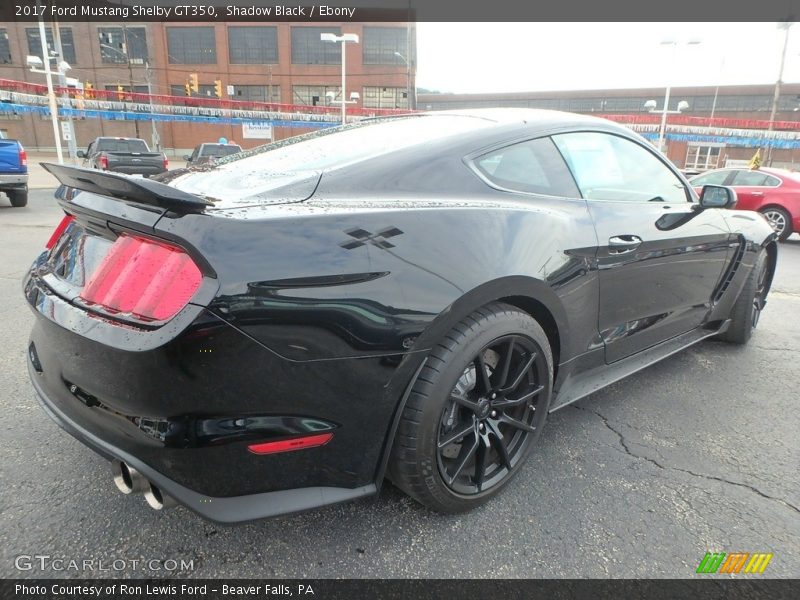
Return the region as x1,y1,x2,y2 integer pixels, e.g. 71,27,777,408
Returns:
573,405,800,516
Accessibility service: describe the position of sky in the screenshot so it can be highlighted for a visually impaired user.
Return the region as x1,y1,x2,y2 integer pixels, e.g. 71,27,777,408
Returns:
415,23,800,94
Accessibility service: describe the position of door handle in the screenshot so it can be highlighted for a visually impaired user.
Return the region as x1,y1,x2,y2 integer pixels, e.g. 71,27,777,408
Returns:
608,235,642,253
751,191,764,196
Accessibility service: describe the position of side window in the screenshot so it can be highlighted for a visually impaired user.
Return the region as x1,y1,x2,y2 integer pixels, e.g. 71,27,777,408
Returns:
473,137,580,198
552,132,689,203
191,147,200,161
731,170,770,186
86,142,94,155
690,170,730,186
763,175,781,187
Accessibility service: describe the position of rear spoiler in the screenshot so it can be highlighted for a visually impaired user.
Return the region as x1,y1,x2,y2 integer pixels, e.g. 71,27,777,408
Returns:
42,163,212,214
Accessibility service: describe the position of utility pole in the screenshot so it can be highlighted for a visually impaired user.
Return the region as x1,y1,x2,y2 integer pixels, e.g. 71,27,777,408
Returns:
145,61,159,150
52,18,78,163
766,22,793,167
121,24,141,138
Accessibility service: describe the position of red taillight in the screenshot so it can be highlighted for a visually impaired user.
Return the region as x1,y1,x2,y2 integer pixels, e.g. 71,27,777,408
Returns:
46,215,74,249
99,155,108,170
247,432,334,456
80,234,202,322
163,156,169,169
19,145,27,168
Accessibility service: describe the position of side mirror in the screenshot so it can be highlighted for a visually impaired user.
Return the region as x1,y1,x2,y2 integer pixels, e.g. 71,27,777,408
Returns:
183,154,191,161
699,185,737,209
76,150,86,158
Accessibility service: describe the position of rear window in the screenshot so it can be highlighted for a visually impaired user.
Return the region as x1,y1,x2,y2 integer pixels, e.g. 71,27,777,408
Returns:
731,170,780,187
96,139,149,153
474,137,580,197
200,144,242,158
212,115,493,173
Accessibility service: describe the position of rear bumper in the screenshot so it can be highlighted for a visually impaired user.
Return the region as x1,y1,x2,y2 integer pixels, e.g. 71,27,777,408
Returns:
29,360,375,523
0,173,28,188
23,264,407,522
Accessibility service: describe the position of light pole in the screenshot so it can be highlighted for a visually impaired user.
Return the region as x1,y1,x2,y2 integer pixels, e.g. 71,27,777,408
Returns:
766,22,793,166
321,32,359,124
393,51,413,110
650,38,701,154
645,98,690,153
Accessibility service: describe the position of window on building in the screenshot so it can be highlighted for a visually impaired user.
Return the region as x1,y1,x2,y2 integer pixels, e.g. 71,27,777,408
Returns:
26,27,76,65
228,26,278,64
291,27,341,65
363,86,408,109
553,132,688,203
474,137,580,197
232,85,281,104
362,27,411,65
293,85,341,106
0,29,11,64
167,27,216,64
98,27,148,64
684,145,722,171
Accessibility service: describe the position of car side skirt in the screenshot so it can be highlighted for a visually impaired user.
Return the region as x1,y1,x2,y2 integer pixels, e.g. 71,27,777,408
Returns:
549,319,731,412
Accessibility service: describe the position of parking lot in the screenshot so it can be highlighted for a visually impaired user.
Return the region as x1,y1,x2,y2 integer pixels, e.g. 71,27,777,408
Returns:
1,189,798,578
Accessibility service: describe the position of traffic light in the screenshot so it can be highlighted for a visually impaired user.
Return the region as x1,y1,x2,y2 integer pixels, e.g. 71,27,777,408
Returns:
116,84,124,101
189,73,199,94
84,82,94,99
184,82,191,96
214,79,223,98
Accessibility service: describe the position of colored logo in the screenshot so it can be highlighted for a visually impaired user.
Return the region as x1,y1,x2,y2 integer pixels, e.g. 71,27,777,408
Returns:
696,552,773,574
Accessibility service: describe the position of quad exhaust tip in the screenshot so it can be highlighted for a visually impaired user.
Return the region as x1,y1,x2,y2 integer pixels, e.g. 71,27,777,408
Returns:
111,460,148,495
112,460,178,510
143,482,177,511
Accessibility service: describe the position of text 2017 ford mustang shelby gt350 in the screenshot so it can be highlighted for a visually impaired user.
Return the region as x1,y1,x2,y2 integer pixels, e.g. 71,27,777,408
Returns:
25,110,776,522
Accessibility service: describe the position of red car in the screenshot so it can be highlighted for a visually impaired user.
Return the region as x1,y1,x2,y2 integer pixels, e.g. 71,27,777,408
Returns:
690,167,800,241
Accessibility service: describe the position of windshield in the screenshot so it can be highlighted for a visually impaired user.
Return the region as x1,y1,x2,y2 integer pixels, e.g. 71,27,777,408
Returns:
96,139,150,153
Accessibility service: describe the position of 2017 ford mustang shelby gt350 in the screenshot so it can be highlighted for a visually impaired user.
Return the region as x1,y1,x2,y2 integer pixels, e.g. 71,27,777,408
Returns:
25,110,776,523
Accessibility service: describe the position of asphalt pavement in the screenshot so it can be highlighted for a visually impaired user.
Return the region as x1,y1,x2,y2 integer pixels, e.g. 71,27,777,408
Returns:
1,189,798,579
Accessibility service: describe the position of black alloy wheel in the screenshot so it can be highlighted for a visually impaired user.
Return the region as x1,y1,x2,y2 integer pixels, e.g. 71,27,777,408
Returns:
389,303,553,513
437,335,545,495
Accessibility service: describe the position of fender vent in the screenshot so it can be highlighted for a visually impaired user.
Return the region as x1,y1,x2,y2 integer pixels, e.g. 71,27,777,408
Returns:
713,240,746,303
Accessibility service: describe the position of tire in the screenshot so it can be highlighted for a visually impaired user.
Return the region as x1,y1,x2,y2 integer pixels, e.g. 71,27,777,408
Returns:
759,207,792,241
718,250,769,345
8,189,27,208
389,302,553,513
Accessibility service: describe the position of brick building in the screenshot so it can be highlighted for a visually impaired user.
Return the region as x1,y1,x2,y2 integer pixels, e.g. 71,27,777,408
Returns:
0,21,415,152
419,85,800,169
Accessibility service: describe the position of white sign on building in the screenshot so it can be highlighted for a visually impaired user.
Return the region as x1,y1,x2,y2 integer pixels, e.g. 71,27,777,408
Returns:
242,122,273,140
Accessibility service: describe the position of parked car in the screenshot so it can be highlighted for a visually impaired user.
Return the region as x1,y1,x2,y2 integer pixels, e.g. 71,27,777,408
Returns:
27,110,776,523
690,167,800,241
78,137,168,177
0,131,28,207
184,142,242,166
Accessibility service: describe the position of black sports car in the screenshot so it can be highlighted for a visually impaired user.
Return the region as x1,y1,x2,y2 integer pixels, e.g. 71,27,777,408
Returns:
25,109,776,523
